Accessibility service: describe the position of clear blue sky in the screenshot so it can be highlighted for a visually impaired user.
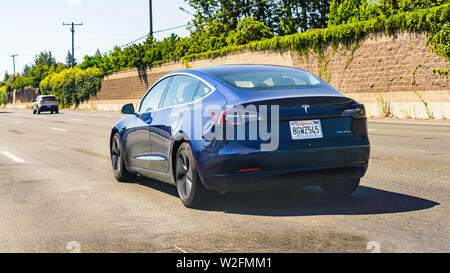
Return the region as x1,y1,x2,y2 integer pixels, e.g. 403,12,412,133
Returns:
0,0,194,76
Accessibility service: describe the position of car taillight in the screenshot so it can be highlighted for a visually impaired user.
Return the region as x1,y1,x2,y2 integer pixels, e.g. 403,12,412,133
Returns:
214,109,264,126
343,103,366,119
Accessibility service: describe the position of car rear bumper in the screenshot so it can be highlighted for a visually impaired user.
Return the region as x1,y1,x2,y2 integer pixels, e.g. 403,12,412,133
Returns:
196,142,370,192
38,105,58,111
205,165,367,192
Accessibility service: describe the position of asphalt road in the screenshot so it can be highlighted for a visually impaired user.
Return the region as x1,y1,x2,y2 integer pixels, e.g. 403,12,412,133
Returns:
0,109,448,253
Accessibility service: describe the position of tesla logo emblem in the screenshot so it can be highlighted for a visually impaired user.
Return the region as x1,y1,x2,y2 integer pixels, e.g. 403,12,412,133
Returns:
302,104,310,114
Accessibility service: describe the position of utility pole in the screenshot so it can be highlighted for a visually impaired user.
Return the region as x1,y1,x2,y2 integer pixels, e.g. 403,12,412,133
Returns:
63,22,83,68
10,54,18,75
149,0,153,36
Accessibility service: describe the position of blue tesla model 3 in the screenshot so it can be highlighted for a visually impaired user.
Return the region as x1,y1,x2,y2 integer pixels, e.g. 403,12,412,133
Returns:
110,65,370,208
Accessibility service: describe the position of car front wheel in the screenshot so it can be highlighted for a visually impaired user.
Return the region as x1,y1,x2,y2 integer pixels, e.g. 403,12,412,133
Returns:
321,178,360,196
175,143,208,208
111,133,136,182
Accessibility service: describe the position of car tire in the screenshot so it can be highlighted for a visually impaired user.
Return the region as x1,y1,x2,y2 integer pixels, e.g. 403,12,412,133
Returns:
175,143,208,208
111,133,136,182
37,108,41,115
33,108,36,114
55,108,59,114
321,178,360,196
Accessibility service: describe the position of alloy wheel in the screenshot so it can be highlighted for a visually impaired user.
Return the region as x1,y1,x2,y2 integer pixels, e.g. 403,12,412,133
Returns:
111,137,121,175
176,150,193,201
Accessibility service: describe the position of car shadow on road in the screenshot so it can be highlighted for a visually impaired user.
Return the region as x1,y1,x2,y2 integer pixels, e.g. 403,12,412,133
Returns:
135,177,439,217
35,113,65,115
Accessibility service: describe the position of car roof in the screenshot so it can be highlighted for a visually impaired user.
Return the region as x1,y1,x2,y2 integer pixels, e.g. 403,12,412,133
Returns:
177,64,343,105
189,64,306,74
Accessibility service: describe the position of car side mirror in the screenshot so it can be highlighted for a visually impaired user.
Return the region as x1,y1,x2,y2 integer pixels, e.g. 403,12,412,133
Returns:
121,103,135,115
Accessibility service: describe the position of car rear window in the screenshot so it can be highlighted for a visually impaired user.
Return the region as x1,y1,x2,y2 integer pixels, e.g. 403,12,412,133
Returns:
43,97,57,101
208,67,322,90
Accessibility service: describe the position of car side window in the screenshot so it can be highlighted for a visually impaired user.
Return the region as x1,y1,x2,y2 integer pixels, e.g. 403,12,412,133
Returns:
193,81,212,101
162,75,200,108
139,77,172,113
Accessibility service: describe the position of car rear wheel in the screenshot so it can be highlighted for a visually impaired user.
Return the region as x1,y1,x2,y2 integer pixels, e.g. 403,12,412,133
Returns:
37,108,41,115
111,133,136,182
33,108,36,114
321,178,360,196
175,143,207,208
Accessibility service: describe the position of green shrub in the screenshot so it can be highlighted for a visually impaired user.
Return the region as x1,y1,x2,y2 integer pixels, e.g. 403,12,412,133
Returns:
11,76,34,89
0,86,8,106
40,67,102,107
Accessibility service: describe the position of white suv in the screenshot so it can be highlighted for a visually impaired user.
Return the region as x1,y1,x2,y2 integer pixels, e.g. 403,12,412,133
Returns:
32,95,59,114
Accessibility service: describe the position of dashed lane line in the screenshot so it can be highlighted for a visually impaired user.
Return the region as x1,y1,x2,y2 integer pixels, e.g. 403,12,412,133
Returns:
1,151,26,163
50,127,68,132
173,245,188,253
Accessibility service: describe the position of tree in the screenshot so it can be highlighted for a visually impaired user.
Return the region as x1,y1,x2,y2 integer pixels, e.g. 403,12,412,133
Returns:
226,17,274,45
65,51,77,68
95,49,101,56
3,71,9,82
34,51,57,67
185,0,330,36
10,51,61,89
328,0,446,26
22,64,32,77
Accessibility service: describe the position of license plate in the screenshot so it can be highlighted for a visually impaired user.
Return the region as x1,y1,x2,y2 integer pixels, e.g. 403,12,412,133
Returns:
289,120,323,140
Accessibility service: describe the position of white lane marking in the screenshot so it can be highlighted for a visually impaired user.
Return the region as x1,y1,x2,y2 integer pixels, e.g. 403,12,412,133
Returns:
173,245,188,253
50,127,68,132
106,115,112,117
13,121,23,124
369,119,450,127
71,118,85,122
368,129,376,132
413,149,426,152
1,151,26,163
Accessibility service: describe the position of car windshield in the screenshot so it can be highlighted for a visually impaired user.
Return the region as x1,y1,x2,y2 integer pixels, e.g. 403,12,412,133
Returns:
207,67,322,90
43,97,56,101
